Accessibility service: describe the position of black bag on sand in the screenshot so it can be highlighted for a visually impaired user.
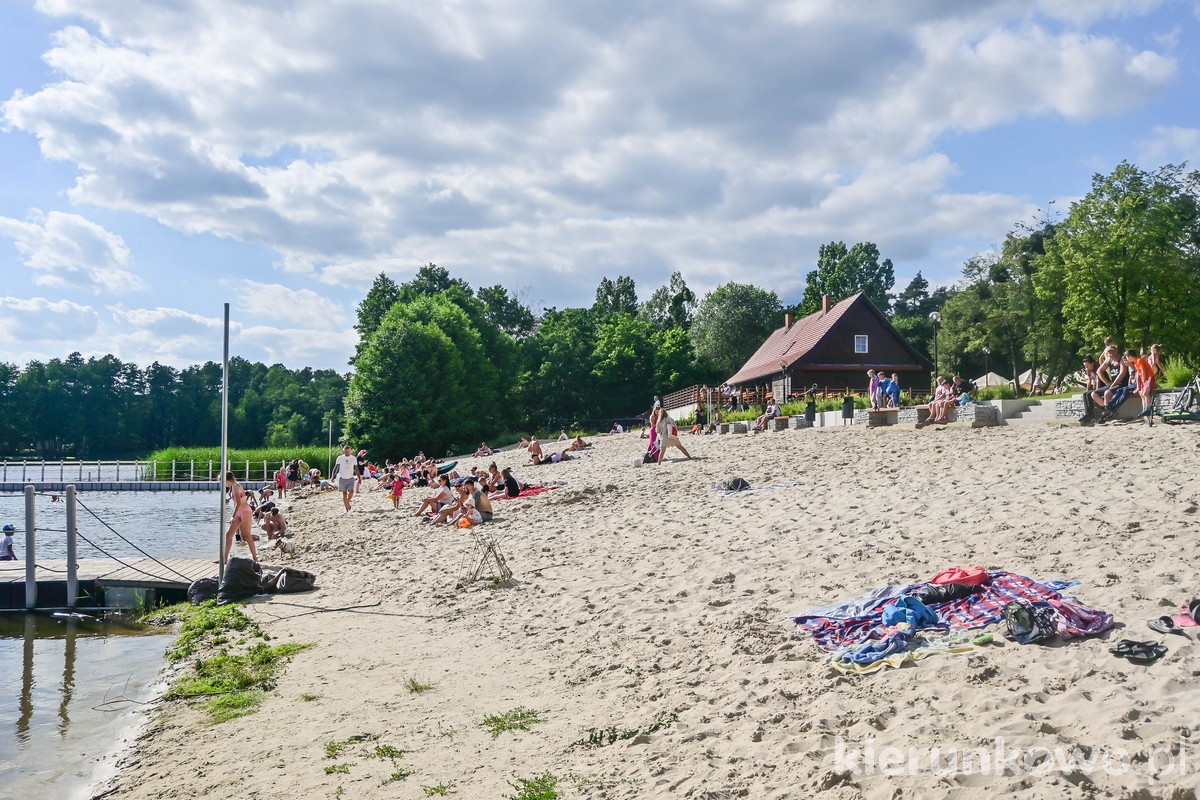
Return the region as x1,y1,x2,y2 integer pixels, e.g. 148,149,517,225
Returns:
722,476,751,492
187,577,219,605
217,557,264,604
262,567,318,594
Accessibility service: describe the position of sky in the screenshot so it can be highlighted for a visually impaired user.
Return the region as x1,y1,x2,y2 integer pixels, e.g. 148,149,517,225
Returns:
1,0,1198,372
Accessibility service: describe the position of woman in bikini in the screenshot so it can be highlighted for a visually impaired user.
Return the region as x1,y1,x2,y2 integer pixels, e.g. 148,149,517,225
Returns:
224,472,259,562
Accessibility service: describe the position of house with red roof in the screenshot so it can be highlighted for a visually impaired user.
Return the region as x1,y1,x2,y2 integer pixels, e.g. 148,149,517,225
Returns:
725,293,934,398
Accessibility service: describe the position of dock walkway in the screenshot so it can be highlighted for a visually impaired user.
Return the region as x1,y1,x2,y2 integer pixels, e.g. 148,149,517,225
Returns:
0,557,219,609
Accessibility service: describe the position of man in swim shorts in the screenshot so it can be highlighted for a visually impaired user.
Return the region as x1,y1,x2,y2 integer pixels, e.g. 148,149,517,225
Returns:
333,445,358,512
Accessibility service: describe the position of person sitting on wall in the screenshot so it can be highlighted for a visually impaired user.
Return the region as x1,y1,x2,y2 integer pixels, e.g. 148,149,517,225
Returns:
754,399,781,431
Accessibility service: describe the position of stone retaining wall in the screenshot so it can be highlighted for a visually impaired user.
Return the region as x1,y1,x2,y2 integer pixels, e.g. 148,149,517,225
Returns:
1055,391,1181,420
853,404,999,427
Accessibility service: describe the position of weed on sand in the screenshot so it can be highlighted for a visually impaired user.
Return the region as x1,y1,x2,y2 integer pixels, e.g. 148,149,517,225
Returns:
482,707,544,739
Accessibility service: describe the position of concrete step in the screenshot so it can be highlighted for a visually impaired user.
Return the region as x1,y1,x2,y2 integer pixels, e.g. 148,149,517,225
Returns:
1006,400,1058,425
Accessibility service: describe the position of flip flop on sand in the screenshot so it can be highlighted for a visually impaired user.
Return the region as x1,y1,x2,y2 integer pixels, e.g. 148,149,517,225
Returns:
1111,639,1168,665
1148,617,1188,637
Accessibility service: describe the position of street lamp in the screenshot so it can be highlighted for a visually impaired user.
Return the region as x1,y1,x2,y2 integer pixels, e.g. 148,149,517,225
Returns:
780,359,789,403
981,346,991,386
928,311,942,393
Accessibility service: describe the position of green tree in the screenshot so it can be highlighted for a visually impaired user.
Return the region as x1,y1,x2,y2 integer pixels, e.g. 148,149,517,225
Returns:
519,308,599,426
797,241,895,315
344,307,470,456
478,284,535,339
1044,161,1200,361
591,313,657,415
690,283,782,378
353,273,401,364
592,276,639,320
641,271,697,329
652,326,700,389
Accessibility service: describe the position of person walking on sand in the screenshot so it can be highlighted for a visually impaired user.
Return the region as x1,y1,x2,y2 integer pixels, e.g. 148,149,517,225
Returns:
655,408,691,461
1,524,16,560
224,473,258,562
333,445,358,512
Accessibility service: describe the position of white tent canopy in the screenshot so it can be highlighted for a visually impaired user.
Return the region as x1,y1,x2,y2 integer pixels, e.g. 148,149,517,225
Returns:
1018,368,1051,389
972,371,1010,388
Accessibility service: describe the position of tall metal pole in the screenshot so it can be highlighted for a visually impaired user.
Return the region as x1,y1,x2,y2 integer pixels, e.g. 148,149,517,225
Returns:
24,485,36,610
66,485,77,608
218,303,230,580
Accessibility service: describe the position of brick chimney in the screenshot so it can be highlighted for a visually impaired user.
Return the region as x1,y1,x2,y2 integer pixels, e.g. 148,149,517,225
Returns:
784,313,793,329
821,294,831,314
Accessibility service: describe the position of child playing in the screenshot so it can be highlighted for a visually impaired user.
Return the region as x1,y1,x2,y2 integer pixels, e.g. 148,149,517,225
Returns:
388,470,404,509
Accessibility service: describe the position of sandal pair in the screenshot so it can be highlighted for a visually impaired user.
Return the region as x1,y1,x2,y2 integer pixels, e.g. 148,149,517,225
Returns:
1111,639,1167,665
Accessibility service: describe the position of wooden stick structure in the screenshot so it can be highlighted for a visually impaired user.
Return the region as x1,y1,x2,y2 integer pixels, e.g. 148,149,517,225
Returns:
457,531,513,588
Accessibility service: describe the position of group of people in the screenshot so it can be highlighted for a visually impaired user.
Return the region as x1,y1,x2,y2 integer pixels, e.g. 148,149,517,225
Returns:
868,370,903,410
1081,340,1163,424
917,374,976,427
412,461,533,527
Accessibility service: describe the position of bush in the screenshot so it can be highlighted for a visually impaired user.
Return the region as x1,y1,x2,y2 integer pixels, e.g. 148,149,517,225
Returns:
1161,357,1194,389
975,385,1017,401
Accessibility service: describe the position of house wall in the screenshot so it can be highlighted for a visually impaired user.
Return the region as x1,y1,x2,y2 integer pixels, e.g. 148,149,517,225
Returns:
795,306,932,393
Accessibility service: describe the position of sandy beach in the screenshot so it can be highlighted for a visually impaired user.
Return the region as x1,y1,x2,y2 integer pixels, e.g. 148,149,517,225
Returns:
96,422,1200,799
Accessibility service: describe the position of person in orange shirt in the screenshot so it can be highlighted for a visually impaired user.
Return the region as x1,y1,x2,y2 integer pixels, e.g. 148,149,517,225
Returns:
1134,349,1157,418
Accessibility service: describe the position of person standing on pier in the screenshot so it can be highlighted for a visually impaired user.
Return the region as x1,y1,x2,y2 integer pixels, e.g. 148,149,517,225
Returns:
1,524,15,560
333,445,358,512
223,474,258,563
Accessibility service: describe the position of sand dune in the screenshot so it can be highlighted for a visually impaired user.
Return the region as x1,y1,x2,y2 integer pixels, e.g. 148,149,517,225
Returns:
98,423,1200,799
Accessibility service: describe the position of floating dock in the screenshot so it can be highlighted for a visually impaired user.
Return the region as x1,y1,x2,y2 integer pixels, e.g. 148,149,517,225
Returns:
0,481,218,493
0,558,218,609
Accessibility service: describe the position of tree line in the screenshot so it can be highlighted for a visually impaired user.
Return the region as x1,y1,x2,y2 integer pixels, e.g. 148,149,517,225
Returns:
4,160,1194,460
0,355,347,459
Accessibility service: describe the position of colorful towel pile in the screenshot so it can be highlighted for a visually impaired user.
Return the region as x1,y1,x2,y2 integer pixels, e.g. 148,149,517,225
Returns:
792,569,1114,673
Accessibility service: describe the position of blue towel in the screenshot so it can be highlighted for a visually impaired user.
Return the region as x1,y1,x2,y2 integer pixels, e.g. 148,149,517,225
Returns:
882,596,937,628
838,626,915,665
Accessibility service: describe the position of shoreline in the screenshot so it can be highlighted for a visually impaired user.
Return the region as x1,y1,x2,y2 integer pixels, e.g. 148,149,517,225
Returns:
95,424,1200,797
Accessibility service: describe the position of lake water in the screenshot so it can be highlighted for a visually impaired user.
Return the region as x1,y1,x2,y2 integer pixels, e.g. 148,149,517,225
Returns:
1,490,224,798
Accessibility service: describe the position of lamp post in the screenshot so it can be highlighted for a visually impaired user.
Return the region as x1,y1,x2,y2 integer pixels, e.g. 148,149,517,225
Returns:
981,346,991,386
928,311,942,393
780,359,789,404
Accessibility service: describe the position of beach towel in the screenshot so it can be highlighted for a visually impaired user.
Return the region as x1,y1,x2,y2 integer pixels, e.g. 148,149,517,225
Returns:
492,484,558,501
794,571,1087,653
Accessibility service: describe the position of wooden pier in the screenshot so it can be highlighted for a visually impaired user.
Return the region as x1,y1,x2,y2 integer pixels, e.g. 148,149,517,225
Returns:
0,481,218,493
0,558,218,609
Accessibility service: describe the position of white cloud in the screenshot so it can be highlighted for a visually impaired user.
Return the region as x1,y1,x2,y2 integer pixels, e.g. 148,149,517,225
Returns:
0,210,143,293
0,0,1186,347
0,296,101,341
1139,125,1200,165
232,280,348,329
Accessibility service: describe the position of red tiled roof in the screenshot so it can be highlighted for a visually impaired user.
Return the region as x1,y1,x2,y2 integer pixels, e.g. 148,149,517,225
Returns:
725,293,861,385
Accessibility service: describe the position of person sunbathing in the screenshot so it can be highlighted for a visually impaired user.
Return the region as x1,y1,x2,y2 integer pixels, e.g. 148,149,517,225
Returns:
568,435,591,451
432,484,472,526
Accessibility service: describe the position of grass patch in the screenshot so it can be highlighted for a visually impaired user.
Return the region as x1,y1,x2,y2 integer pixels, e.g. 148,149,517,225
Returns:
169,642,313,699
482,707,545,738
299,692,320,702
505,772,559,800
404,676,434,694
422,783,454,796
324,763,351,775
143,601,260,663
571,712,678,749
205,690,262,723
142,446,329,482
